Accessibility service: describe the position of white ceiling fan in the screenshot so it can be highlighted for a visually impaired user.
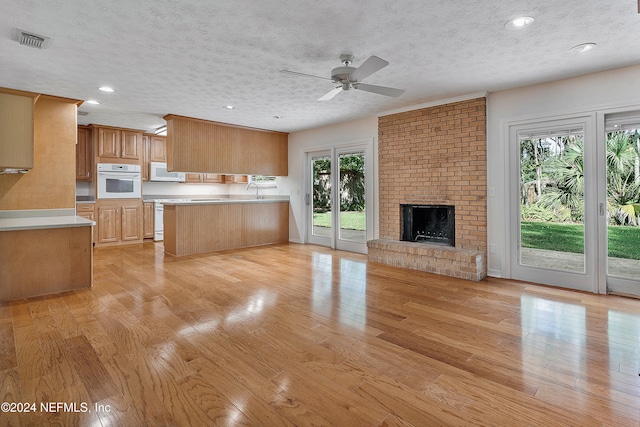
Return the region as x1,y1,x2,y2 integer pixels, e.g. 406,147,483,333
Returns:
281,54,405,101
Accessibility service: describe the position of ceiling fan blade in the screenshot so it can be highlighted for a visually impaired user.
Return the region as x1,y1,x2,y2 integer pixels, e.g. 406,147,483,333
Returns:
350,56,389,82
317,86,343,101
280,69,333,81
353,83,404,97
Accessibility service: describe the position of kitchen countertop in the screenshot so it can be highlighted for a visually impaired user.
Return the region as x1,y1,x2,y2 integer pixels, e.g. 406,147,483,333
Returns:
0,209,95,231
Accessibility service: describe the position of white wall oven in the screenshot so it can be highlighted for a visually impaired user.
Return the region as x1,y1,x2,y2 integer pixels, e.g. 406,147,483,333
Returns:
97,163,141,199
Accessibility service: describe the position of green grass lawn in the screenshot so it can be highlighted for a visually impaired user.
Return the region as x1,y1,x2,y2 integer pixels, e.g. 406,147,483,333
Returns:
313,211,365,230
521,221,640,260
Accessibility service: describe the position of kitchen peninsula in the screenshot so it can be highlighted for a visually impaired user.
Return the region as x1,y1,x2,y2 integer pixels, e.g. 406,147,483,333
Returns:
163,197,289,256
0,211,94,301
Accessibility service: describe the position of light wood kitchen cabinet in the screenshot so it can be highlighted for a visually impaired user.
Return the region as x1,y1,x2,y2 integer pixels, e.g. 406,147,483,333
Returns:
149,135,167,162
76,126,92,181
143,202,154,238
96,200,143,245
224,174,249,184
0,89,37,171
184,173,224,183
76,203,95,243
93,125,143,164
164,114,288,176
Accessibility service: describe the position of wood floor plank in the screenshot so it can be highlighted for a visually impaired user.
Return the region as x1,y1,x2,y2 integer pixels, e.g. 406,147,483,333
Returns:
3,242,640,426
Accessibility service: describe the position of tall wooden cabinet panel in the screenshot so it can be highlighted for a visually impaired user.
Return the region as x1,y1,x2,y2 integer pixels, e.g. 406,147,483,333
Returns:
142,134,149,181
76,126,92,181
96,200,143,245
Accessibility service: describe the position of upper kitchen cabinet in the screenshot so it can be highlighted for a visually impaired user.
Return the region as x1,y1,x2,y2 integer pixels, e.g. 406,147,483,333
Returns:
0,88,39,172
76,126,92,181
148,135,167,162
164,114,288,176
92,125,143,164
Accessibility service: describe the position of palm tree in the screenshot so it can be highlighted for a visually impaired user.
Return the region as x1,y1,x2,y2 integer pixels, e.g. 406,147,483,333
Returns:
606,131,640,225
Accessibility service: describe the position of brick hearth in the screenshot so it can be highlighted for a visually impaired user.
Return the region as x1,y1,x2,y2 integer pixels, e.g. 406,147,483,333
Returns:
371,97,487,281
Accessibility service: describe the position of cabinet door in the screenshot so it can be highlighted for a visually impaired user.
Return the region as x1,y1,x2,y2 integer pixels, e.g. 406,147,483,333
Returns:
97,128,120,158
149,136,167,162
121,130,141,160
76,127,92,181
121,204,142,241
203,173,222,183
97,205,119,243
143,202,154,238
185,173,203,183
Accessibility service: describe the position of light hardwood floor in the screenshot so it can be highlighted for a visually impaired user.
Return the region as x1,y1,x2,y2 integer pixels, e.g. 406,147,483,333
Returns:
1,242,639,426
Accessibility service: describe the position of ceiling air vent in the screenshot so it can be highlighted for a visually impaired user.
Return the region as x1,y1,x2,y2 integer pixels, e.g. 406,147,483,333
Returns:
13,28,51,49
77,111,89,116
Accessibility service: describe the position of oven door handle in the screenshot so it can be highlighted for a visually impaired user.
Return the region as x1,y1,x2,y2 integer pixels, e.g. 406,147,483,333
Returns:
99,172,140,179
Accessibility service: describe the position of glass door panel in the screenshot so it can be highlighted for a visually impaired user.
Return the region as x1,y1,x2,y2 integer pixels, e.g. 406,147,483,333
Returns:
309,152,332,245
518,127,586,273
338,150,366,244
603,115,640,296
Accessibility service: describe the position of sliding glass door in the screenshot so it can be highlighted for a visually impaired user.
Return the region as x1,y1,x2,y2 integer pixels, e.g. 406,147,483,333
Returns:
509,116,598,292
601,112,640,297
306,141,373,254
510,112,640,296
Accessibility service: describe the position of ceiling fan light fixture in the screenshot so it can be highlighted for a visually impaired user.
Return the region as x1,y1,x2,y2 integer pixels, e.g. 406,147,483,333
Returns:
505,16,534,29
570,43,597,53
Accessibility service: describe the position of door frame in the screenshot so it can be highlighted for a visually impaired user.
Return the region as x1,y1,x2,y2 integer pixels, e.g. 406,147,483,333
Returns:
596,108,640,296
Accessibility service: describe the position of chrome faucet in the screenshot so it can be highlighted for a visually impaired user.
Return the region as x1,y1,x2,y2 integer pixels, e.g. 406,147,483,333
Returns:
247,182,261,199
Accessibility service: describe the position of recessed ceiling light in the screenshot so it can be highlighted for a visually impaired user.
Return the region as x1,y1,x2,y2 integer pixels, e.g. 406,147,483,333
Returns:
85,100,100,105
224,105,235,110
98,86,115,93
570,43,597,53
505,16,534,29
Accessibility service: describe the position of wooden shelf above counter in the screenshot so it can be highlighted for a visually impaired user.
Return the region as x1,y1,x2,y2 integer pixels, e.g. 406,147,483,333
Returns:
163,199,289,257
163,114,288,176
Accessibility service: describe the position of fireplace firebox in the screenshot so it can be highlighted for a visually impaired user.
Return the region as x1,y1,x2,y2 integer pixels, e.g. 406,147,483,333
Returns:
401,204,455,247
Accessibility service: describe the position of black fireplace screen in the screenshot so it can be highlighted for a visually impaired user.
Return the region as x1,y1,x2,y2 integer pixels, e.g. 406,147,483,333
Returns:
401,205,455,246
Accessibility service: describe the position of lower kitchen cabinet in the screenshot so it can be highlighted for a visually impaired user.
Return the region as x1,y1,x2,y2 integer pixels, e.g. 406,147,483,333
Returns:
76,203,95,243
143,202,154,238
96,200,143,246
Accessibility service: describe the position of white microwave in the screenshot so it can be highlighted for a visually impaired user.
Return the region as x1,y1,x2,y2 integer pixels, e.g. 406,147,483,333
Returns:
97,163,142,199
150,162,185,182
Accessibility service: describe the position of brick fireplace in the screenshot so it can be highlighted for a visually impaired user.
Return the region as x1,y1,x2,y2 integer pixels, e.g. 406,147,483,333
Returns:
367,97,487,281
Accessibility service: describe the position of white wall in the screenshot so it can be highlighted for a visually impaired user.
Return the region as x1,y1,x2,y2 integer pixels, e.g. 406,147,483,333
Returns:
284,116,378,243
487,63,640,277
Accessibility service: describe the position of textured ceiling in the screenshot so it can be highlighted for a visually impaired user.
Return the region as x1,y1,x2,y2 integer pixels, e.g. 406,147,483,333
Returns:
1,1,639,133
